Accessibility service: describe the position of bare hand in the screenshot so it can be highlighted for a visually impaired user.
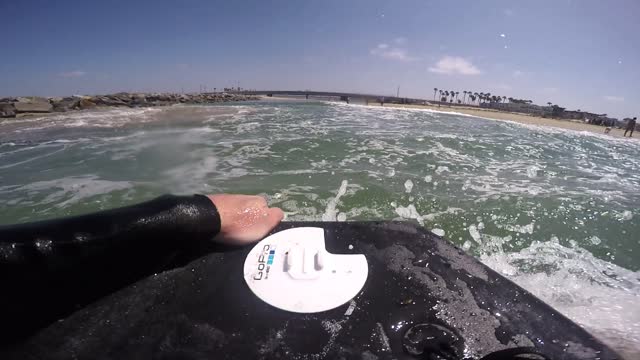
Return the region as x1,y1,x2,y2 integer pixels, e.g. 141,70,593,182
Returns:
207,194,284,246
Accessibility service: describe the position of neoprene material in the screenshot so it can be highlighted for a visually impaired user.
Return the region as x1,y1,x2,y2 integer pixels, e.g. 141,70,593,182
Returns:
1,221,622,360
0,194,220,345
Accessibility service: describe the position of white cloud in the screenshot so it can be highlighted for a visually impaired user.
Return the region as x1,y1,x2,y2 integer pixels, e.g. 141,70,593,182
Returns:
604,95,624,102
59,70,86,78
394,37,407,45
428,56,481,75
370,42,417,62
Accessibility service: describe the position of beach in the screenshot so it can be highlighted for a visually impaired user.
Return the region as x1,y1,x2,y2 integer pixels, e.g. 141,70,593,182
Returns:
367,102,635,139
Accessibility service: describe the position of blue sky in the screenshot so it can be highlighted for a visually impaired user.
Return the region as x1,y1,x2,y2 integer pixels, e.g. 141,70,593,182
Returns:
1,0,638,118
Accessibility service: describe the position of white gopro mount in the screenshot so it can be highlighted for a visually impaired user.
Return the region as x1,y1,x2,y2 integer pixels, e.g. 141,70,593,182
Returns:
243,227,368,313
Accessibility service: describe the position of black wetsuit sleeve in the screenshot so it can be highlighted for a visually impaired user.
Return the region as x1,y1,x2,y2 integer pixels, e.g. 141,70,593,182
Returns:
0,194,221,346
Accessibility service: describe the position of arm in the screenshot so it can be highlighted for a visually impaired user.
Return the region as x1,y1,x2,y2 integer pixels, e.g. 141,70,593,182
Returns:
0,194,220,274
0,194,283,346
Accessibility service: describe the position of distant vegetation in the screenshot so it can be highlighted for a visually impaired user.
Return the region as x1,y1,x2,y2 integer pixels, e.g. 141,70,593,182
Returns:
433,87,536,106
431,87,623,127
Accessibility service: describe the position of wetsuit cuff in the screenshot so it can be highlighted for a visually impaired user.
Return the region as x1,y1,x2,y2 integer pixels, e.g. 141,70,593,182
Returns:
193,194,221,238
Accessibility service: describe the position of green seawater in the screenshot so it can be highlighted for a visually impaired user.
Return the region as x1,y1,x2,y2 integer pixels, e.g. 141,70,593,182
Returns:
1,100,638,352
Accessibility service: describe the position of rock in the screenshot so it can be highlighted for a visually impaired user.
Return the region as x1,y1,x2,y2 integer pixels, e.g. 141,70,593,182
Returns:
51,97,80,112
2,92,258,117
145,93,162,102
114,93,133,102
93,95,129,107
14,97,53,113
78,98,96,110
131,93,147,105
16,96,46,102
0,102,16,118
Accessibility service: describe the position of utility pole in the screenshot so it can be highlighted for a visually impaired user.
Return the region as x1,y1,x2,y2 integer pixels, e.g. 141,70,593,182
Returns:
396,86,400,98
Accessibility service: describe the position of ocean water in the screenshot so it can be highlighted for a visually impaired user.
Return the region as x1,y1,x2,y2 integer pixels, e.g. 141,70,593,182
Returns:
1,100,639,355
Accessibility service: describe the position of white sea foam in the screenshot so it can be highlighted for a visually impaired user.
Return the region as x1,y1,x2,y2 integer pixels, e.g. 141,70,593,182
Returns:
404,179,414,193
322,180,349,221
1,175,133,208
468,224,482,243
480,240,640,356
394,204,426,226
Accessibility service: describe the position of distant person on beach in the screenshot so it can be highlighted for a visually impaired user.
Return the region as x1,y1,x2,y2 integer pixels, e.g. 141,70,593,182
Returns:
624,117,637,137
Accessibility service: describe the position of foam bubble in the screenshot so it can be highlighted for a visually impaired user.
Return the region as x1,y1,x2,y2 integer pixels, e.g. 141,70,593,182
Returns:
404,179,414,193
468,224,482,244
432,228,445,237
435,166,450,175
394,204,424,226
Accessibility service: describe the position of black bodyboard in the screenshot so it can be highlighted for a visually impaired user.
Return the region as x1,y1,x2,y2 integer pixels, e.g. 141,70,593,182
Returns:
3,222,620,359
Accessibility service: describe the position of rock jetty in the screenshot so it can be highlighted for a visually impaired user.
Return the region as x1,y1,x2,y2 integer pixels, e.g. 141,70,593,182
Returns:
0,92,260,118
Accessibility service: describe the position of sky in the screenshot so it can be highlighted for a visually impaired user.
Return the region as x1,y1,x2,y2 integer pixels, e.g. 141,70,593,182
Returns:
1,0,638,119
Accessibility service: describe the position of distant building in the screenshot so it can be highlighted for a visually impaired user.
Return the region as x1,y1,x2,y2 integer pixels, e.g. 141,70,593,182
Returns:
481,102,617,125
480,102,552,116
561,110,606,120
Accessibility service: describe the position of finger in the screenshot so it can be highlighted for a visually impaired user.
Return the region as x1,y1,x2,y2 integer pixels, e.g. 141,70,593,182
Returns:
267,207,284,224
254,196,268,208
251,208,284,239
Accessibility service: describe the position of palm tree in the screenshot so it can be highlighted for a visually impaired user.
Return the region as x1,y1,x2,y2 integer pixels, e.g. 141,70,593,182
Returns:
433,88,438,101
444,91,450,102
462,91,467,104
547,102,552,107
455,92,460,102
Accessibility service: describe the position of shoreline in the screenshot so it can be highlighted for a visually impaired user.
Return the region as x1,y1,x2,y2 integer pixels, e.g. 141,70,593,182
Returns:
366,102,636,140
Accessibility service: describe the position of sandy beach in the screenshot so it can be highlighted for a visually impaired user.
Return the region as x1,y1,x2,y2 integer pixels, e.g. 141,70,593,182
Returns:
367,102,637,140
261,95,636,140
